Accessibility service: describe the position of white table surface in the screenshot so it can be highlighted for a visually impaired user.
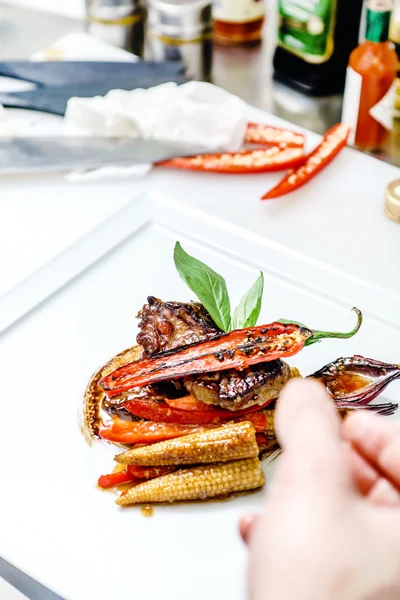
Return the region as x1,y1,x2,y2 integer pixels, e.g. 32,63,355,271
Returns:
1,579,28,600
1,34,400,600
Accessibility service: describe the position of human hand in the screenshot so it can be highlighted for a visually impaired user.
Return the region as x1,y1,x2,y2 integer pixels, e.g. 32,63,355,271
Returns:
241,378,400,600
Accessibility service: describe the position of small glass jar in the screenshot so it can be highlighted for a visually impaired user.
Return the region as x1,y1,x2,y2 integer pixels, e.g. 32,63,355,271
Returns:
146,0,213,81
213,0,265,46
85,0,145,55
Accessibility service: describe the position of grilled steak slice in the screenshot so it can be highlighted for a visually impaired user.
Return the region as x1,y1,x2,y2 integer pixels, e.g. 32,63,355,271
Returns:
184,360,291,410
137,296,220,356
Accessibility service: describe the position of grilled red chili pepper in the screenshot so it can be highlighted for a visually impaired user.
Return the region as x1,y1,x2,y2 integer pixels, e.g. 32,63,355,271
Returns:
158,146,305,174
245,123,305,148
99,417,208,444
165,395,218,411
101,310,361,394
127,465,176,479
165,395,274,415
262,123,350,200
98,469,137,488
102,322,309,393
98,465,175,488
124,396,276,424
309,355,400,406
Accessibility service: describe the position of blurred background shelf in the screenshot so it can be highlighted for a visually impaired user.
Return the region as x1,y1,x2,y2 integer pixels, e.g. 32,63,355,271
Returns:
0,1,398,165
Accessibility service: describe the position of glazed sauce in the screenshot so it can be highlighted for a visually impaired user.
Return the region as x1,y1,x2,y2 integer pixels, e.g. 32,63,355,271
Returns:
140,505,154,517
325,373,374,398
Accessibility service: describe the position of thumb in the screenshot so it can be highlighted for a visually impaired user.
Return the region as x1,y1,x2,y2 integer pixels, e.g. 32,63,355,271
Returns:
274,378,350,495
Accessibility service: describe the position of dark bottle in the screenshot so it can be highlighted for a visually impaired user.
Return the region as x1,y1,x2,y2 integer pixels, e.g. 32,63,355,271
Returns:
273,0,364,95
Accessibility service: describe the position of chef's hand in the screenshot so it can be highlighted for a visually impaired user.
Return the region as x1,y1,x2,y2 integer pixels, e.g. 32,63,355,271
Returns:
240,378,400,600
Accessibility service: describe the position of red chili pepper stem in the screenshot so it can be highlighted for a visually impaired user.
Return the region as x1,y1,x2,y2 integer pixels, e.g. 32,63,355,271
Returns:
280,308,362,348
307,307,362,346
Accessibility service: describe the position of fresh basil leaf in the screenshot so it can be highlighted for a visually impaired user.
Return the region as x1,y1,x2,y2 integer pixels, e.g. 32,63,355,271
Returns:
174,242,231,332
231,272,264,330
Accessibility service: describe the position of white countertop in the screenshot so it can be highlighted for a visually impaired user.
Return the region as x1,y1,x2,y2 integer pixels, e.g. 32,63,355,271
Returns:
1,579,27,600
1,32,400,600
2,107,399,322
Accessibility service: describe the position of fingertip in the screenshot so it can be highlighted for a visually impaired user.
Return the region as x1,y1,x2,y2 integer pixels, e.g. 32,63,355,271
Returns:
239,513,259,546
342,409,379,440
277,377,333,415
345,442,379,496
276,377,339,447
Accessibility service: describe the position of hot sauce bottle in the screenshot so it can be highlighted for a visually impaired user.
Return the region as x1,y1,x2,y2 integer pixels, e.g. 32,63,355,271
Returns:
342,0,398,152
213,0,265,46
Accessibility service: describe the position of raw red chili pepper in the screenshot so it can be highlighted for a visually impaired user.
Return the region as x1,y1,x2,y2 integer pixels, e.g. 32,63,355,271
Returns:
124,396,276,425
158,146,305,174
99,417,208,444
245,123,305,148
262,123,350,200
98,465,175,488
101,311,361,394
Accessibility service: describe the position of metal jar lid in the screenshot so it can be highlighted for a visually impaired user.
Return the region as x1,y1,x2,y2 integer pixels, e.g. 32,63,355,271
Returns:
147,0,212,40
384,179,400,223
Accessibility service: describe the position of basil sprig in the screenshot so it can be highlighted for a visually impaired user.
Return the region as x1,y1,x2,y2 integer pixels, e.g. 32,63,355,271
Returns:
174,242,264,332
231,272,264,330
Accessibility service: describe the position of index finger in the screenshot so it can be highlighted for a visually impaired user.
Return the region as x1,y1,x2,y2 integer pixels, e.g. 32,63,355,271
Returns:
274,378,351,495
342,411,400,490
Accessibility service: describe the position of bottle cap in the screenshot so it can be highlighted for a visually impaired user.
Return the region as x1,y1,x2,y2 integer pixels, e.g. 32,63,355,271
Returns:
384,179,400,222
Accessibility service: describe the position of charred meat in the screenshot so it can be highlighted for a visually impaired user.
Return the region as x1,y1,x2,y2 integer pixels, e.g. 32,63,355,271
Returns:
184,360,291,411
136,296,221,357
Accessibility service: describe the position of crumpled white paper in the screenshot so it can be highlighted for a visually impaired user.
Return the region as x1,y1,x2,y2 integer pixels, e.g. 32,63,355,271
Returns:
65,81,247,151
63,81,247,180
0,81,247,181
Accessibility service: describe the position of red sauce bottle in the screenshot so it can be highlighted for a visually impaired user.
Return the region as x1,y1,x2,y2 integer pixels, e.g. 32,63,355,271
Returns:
342,0,398,151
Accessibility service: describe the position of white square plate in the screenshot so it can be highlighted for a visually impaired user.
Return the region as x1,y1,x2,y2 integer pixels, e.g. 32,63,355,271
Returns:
1,192,399,600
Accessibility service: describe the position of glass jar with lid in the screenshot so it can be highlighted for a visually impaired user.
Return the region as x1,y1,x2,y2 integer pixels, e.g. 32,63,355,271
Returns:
213,0,265,46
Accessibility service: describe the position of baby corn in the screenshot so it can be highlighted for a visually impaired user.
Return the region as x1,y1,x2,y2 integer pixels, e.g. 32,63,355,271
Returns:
115,421,258,466
259,410,275,436
116,457,264,505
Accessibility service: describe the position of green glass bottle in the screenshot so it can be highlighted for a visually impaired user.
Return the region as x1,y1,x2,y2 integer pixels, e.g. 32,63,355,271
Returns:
273,0,364,95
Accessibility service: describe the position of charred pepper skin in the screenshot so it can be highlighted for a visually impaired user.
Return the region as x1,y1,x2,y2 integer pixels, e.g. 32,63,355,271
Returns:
101,310,362,395
100,322,311,393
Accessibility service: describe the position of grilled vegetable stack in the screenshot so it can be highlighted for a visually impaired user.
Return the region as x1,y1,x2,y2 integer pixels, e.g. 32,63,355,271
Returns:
83,243,399,507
